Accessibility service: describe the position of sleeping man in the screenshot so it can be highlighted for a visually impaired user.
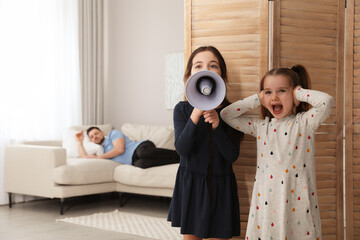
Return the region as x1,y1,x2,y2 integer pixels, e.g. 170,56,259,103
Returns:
75,126,179,168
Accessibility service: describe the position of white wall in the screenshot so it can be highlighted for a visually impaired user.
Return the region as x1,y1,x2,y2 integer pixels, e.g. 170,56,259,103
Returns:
104,0,184,130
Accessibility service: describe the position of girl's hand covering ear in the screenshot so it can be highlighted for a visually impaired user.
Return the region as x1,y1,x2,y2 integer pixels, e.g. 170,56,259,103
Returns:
293,85,301,107
258,90,265,107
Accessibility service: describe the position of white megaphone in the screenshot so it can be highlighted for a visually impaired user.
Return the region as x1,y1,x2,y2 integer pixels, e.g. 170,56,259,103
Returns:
185,70,226,111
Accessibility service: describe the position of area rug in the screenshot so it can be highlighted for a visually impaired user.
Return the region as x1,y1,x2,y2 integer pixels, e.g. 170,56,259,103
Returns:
56,209,181,240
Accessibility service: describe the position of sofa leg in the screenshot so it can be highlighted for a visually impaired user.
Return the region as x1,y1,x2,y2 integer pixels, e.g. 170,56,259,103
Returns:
8,193,12,208
119,193,128,207
60,198,65,215
111,192,117,198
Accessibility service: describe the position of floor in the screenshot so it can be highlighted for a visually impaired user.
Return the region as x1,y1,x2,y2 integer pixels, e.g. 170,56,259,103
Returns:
0,193,172,240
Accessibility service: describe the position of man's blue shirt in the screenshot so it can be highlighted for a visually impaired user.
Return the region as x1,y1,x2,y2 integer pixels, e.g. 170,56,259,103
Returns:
102,130,144,164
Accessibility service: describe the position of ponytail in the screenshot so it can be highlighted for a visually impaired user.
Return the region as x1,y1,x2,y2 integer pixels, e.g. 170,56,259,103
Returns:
290,64,311,113
290,65,311,90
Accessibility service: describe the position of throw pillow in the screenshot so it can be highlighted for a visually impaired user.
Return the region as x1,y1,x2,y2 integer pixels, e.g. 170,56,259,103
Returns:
83,136,104,156
121,123,175,150
62,129,80,157
62,129,104,157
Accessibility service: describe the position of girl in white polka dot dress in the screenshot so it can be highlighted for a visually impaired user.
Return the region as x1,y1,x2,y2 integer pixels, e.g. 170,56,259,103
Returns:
220,65,334,240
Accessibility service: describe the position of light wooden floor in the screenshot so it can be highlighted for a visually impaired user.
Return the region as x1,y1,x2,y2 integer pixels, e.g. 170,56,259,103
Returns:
0,193,172,240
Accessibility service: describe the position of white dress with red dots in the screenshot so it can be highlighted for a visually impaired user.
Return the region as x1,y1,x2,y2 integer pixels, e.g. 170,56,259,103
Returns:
220,88,334,240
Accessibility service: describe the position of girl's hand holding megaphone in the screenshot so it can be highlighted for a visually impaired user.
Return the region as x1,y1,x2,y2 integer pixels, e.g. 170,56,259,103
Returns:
203,110,219,130
190,108,219,130
190,108,204,125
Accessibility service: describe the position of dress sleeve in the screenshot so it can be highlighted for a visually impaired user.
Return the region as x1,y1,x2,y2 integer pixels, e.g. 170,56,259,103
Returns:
212,124,240,163
173,102,198,156
220,94,261,136
295,87,335,132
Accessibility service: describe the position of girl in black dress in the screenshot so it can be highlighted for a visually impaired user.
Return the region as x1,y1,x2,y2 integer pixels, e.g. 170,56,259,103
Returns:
167,46,243,240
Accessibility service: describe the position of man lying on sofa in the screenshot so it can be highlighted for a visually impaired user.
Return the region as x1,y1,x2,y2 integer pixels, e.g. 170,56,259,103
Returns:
75,126,180,169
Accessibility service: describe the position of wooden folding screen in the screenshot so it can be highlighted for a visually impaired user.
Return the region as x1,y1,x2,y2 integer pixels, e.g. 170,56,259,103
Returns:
185,0,344,239
272,1,344,239
346,0,360,239
185,0,269,237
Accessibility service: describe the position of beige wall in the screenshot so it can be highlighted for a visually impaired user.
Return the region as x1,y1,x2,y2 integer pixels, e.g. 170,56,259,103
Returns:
104,0,184,129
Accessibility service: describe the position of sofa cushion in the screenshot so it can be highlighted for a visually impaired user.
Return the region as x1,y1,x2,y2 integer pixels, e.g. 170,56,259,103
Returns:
114,163,179,188
121,123,175,150
53,158,120,185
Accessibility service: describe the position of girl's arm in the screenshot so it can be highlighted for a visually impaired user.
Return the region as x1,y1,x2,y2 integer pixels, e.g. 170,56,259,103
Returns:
212,124,240,163
294,87,335,132
220,94,261,136
203,109,240,163
173,102,198,156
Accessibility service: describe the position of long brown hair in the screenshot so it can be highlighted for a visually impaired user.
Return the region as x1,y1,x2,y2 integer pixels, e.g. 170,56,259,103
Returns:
259,64,311,119
184,46,231,106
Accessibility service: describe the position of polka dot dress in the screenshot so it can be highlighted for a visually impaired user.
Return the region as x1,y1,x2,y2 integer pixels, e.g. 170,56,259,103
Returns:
220,88,334,240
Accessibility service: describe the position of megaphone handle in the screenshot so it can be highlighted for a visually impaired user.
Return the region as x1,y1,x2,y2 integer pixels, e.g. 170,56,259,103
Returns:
206,122,214,202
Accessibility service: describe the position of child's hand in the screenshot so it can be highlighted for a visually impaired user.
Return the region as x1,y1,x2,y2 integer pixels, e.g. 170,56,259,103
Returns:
258,90,265,107
203,110,219,130
75,131,84,143
293,85,301,107
190,108,204,125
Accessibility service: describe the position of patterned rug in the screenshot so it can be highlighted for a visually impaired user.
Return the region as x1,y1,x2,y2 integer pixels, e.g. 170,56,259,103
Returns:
57,210,181,240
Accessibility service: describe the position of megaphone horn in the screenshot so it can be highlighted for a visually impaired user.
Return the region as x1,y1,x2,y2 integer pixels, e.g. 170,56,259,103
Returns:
185,70,226,111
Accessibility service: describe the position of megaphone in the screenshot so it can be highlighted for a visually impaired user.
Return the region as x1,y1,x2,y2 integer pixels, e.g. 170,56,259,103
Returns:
185,70,226,111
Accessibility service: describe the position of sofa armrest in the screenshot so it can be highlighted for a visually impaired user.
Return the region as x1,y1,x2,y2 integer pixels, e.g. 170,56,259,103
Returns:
21,140,62,147
5,145,67,198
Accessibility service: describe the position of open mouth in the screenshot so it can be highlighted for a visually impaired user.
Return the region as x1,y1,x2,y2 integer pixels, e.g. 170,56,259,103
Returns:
272,104,283,115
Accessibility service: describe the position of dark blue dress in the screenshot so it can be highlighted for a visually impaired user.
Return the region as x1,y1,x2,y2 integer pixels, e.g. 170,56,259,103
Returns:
167,101,241,238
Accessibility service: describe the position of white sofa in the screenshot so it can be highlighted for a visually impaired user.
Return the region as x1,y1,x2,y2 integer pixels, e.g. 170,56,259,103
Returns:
4,123,179,214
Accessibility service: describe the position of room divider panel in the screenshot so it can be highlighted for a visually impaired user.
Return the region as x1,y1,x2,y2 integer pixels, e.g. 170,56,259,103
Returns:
185,0,268,237
185,0,344,239
272,1,345,240
346,0,360,239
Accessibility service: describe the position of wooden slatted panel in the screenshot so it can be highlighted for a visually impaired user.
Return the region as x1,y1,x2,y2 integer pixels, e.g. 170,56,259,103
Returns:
273,0,344,239
346,0,359,239
185,0,268,238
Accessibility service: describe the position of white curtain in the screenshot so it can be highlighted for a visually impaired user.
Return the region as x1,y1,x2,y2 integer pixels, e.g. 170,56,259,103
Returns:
0,0,82,205
79,0,104,125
